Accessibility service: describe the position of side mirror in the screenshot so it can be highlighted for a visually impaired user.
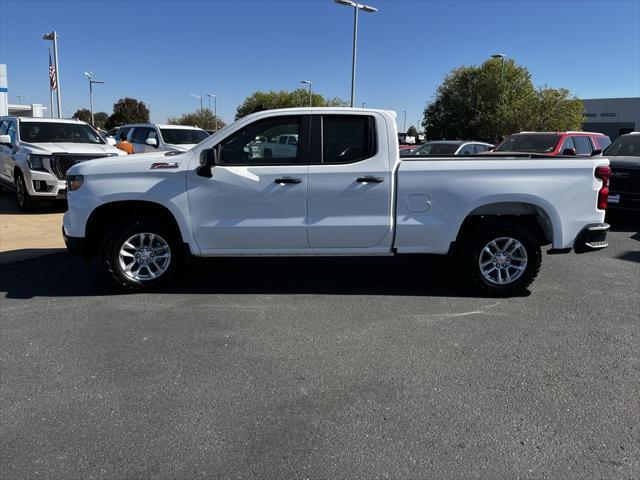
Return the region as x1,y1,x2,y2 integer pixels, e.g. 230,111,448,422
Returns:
0,134,12,145
197,148,218,178
145,138,158,147
590,149,602,156
106,136,117,146
562,148,576,156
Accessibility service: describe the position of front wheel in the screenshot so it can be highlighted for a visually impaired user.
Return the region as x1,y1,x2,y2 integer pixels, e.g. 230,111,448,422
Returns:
458,220,542,296
14,171,38,211
102,220,182,291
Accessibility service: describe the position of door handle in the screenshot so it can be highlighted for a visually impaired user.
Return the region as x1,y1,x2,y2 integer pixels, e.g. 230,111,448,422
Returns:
274,177,302,185
356,176,384,183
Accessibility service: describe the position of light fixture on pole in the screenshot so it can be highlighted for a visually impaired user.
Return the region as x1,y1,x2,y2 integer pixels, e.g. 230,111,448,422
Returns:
42,31,62,118
84,72,105,126
491,53,506,85
189,93,203,111
16,94,29,104
334,0,378,107
206,94,217,130
300,80,312,107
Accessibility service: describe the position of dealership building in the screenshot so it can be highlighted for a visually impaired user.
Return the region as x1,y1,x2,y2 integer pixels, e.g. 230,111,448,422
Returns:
581,97,639,140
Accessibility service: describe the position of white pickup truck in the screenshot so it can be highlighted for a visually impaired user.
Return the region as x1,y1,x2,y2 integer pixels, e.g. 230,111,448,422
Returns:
63,108,612,296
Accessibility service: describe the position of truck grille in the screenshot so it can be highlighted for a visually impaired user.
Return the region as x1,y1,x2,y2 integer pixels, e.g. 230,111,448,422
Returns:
610,168,640,194
50,154,107,180
610,167,640,210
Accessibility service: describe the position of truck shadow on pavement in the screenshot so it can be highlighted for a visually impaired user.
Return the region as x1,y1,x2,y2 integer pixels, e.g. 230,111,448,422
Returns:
606,211,640,264
0,253,515,300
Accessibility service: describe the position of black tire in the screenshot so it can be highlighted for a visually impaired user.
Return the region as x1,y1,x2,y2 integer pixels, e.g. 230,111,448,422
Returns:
14,171,38,211
102,219,183,291
457,219,542,297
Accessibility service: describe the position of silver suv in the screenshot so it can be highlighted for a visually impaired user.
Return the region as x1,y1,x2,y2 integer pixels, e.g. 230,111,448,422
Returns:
116,123,209,154
0,117,124,210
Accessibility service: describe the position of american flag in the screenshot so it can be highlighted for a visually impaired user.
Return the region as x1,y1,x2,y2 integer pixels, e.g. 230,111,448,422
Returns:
48,49,57,91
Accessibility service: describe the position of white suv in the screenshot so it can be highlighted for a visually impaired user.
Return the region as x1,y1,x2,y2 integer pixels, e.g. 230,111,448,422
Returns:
117,123,209,154
0,117,125,210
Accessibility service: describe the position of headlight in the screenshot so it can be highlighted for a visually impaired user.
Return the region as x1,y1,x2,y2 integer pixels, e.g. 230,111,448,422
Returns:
66,175,84,191
27,154,48,171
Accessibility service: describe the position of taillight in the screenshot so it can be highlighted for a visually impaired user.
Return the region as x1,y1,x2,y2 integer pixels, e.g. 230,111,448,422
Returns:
595,166,611,210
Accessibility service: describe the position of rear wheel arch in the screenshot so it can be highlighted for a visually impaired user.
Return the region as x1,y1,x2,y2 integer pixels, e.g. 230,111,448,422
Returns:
454,202,555,248
85,200,186,257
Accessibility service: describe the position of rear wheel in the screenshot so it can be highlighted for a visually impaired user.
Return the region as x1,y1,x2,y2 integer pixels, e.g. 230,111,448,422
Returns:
102,220,182,291
457,219,541,296
14,171,38,211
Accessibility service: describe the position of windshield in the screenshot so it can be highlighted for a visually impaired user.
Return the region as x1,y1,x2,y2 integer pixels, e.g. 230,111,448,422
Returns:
604,135,640,156
406,143,460,155
160,128,209,145
20,122,104,144
495,134,559,153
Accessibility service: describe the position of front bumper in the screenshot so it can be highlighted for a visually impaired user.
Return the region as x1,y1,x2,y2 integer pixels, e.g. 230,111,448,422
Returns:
63,226,89,258
574,223,610,254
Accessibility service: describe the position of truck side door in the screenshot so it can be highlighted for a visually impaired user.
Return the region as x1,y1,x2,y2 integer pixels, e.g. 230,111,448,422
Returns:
187,115,310,252
0,119,16,185
307,114,393,249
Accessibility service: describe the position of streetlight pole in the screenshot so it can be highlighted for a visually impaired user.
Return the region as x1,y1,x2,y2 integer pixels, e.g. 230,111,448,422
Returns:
335,0,378,108
206,94,217,130
403,110,407,133
189,93,203,111
300,80,312,107
84,72,105,126
42,31,62,118
492,53,506,89
491,53,506,140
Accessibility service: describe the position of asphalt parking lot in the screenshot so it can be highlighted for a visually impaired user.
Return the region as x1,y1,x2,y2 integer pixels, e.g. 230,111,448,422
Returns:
1,212,638,479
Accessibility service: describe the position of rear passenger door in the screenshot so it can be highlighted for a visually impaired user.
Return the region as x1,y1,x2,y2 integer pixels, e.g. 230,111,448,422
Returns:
306,114,392,249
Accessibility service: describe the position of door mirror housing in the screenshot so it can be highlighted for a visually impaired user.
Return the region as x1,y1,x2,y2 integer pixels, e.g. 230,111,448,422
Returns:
197,148,218,178
0,134,12,145
106,136,117,146
562,147,576,156
590,149,602,156
145,138,158,147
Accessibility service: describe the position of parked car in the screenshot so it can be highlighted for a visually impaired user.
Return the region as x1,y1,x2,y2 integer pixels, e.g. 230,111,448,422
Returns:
63,108,611,296
603,132,640,211
117,123,209,154
0,116,125,210
403,140,493,156
491,131,611,156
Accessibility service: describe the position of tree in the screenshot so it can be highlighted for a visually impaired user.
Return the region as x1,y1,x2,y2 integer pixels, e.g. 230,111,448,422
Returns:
235,89,348,119
167,109,226,131
422,59,582,142
93,112,109,129
406,125,419,137
72,109,91,123
529,87,584,132
105,98,149,129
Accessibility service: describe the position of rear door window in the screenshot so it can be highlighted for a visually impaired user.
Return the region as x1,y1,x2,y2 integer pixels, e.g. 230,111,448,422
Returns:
560,136,575,153
458,144,475,155
322,115,376,164
573,136,592,155
131,127,151,144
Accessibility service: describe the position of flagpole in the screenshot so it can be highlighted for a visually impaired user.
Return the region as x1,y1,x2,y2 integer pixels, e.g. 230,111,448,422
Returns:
52,31,61,118
48,48,54,118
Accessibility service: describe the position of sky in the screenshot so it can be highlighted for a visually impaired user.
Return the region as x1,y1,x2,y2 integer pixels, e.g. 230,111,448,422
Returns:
0,0,639,130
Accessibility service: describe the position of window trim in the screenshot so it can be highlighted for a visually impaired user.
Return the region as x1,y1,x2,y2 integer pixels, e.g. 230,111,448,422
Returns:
318,114,378,165
213,114,310,167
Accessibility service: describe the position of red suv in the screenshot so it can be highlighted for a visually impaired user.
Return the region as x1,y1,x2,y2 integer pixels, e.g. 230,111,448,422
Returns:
491,131,612,156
